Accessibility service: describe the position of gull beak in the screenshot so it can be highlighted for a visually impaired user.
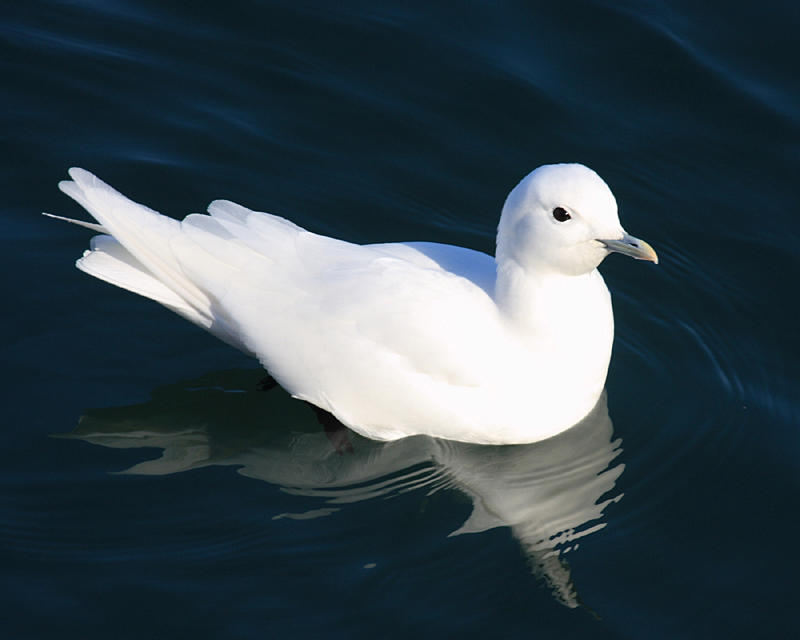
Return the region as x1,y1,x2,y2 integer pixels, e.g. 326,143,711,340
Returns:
598,233,658,264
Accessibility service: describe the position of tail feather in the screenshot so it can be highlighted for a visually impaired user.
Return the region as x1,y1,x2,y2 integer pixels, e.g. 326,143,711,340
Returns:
42,212,108,234
59,168,211,314
49,168,267,353
77,235,203,321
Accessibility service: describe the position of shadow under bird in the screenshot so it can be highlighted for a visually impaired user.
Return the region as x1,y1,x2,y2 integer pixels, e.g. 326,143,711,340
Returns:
46,163,657,444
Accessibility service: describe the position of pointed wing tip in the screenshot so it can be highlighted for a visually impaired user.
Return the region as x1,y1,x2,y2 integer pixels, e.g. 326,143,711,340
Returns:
58,179,76,194
67,167,93,183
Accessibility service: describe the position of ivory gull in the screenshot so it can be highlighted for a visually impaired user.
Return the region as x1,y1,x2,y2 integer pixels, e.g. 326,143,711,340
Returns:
46,164,656,444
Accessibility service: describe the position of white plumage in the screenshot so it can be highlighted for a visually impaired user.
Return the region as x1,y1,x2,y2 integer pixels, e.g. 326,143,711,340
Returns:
48,164,656,444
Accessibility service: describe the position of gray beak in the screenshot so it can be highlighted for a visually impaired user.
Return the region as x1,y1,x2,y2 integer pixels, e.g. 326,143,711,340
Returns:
598,233,658,264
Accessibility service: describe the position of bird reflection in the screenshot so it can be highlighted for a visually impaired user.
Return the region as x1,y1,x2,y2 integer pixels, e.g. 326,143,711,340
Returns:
62,369,623,610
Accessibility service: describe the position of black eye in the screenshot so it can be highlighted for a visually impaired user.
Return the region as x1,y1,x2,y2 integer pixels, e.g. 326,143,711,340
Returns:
552,206,571,222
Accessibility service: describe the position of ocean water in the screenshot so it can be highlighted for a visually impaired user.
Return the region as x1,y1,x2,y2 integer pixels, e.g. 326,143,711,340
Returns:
2,1,799,637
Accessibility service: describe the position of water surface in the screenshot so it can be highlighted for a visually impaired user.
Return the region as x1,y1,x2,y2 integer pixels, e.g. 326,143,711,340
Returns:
2,1,798,637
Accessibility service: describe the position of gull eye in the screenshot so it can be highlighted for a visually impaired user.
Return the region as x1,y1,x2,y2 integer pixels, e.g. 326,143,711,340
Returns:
552,206,571,222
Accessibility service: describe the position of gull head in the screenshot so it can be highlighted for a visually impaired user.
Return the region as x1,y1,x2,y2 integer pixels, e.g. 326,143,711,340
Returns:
496,163,657,276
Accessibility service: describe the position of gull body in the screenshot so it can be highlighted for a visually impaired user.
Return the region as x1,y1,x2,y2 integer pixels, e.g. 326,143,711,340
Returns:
48,164,656,444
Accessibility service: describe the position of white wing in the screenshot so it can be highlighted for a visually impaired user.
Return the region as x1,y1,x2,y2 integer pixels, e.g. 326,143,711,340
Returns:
56,169,503,439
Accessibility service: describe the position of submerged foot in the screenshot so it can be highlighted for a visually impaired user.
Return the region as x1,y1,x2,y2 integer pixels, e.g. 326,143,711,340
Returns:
258,373,279,391
310,405,354,454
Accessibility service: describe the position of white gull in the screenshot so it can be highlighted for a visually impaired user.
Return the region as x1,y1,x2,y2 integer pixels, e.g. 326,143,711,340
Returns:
46,163,657,444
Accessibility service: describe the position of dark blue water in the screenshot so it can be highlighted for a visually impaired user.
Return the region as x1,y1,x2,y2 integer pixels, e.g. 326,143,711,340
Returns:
3,1,799,637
